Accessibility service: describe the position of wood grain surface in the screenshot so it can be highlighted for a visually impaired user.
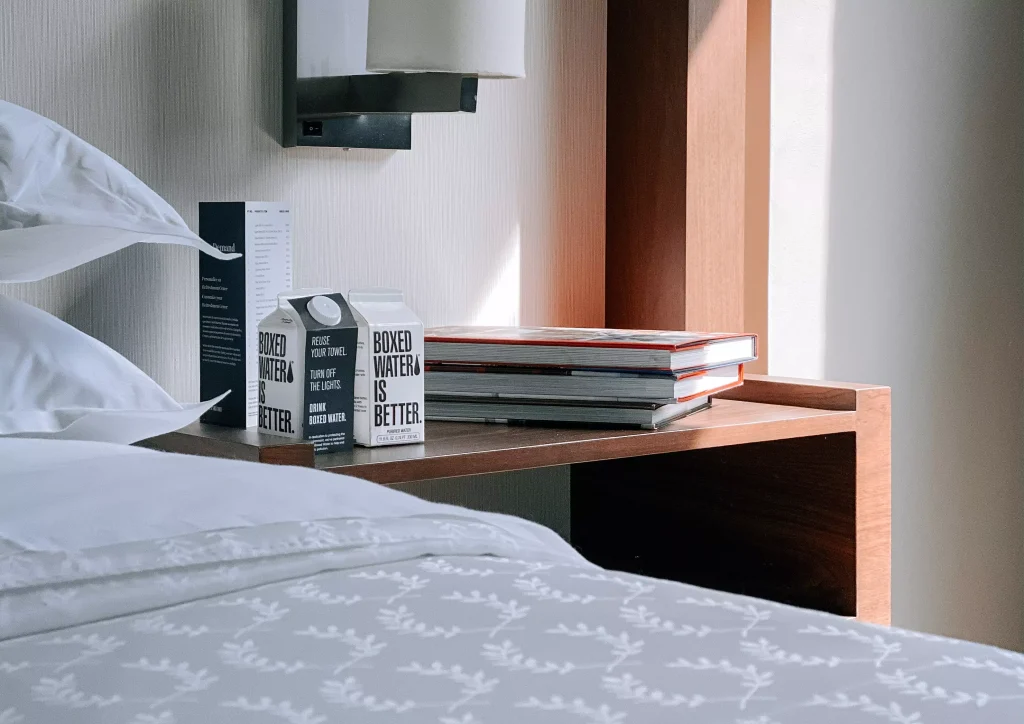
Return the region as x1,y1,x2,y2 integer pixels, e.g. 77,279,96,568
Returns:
571,376,892,625
685,0,748,332
744,0,771,372
140,375,892,623
722,377,892,621
146,399,855,484
852,385,892,624
718,373,887,411
139,425,310,464
605,0,689,330
605,0,766,336
571,433,859,616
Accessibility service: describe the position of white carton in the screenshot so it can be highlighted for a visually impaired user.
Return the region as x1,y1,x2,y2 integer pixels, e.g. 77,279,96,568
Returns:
257,289,358,453
349,288,425,447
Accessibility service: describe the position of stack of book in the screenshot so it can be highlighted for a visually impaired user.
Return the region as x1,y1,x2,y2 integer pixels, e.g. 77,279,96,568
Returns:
423,327,758,429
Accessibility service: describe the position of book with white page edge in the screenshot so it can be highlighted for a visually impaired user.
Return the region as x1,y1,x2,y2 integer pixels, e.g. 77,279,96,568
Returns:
425,395,712,430
424,326,757,372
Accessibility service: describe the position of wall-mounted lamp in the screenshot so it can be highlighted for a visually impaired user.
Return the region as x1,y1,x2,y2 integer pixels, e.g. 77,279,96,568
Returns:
282,0,527,150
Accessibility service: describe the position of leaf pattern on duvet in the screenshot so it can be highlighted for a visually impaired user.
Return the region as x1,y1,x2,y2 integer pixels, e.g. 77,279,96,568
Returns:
3,522,1024,723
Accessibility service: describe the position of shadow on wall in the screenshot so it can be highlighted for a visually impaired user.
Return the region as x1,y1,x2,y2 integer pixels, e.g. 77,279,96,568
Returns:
52,2,206,375
248,0,282,144
55,0,263,383
688,0,722,55
825,0,1024,649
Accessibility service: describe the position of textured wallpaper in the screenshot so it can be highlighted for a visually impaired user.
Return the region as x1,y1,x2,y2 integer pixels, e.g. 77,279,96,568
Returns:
0,0,606,401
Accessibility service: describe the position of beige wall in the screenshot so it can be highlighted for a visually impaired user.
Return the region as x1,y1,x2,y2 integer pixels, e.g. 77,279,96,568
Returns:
770,0,1024,649
0,0,606,402
767,0,833,379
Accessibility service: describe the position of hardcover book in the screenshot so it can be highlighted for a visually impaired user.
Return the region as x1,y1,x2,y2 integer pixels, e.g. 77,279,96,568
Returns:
425,326,757,372
425,395,712,429
425,363,744,403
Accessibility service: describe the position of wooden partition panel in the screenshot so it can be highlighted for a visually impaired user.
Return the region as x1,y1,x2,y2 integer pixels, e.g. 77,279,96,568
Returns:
142,374,890,623
572,377,891,624
571,434,860,617
573,382,892,626
745,0,771,371
606,0,689,330
606,0,770,345
685,0,748,332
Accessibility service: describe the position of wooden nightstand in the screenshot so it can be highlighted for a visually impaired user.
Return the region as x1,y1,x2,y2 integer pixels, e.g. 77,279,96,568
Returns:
141,374,891,624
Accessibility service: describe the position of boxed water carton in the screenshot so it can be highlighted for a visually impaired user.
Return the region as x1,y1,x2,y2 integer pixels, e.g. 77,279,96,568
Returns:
257,289,358,453
199,202,292,427
349,288,425,447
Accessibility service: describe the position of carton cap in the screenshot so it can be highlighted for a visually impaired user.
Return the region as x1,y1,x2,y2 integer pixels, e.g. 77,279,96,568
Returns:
349,287,404,305
307,295,343,326
277,288,334,308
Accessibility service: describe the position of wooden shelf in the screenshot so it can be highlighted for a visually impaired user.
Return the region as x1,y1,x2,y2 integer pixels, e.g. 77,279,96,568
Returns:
321,399,854,483
142,398,855,485
140,375,891,625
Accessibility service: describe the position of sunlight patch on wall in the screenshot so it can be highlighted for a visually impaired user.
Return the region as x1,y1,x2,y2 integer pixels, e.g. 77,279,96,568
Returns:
767,0,834,378
472,224,520,326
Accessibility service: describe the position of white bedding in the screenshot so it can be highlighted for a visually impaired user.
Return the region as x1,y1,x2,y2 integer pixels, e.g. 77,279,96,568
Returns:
1,439,1022,723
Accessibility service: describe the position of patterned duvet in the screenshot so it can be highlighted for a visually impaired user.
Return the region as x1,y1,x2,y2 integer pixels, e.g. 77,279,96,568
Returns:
2,438,1023,723
3,518,1024,724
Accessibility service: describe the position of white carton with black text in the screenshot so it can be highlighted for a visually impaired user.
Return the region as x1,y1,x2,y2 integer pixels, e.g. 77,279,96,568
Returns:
349,288,425,447
257,289,358,453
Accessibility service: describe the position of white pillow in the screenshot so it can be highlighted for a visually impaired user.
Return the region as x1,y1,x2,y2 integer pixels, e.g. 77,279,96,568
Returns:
0,295,226,444
0,99,239,282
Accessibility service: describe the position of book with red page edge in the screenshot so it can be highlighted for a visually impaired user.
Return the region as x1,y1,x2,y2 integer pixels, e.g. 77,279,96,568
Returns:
424,364,746,404
424,361,741,378
676,368,743,402
424,326,758,372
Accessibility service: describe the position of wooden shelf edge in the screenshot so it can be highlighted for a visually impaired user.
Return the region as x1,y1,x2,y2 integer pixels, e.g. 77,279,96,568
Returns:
137,432,260,462
853,385,892,625
718,374,891,412
323,408,857,484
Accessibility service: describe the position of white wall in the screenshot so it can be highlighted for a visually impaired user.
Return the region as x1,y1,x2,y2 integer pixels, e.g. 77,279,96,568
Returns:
767,0,832,378
771,0,1024,649
0,0,603,530
0,0,606,402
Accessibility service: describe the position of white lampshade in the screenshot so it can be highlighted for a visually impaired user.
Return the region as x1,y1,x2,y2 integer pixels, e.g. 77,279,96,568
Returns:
298,0,372,78
366,0,526,79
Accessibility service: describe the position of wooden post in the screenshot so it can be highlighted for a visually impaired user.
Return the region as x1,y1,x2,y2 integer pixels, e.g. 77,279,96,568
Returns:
605,0,690,330
720,375,893,624
684,0,748,332
606,0,770,346
745,0,771,372
853,385,893,624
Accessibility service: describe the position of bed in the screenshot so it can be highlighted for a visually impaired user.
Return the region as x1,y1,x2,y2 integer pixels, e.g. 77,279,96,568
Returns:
1,438,1021,724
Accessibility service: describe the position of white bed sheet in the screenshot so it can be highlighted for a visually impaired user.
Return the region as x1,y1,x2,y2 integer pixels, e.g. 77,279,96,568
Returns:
1,438,1022,724
0,438,576,554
